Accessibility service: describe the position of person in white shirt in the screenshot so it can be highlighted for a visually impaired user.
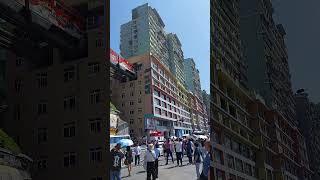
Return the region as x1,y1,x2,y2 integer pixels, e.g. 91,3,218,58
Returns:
134,144,141,165
175,138,183,166
144,144,157,180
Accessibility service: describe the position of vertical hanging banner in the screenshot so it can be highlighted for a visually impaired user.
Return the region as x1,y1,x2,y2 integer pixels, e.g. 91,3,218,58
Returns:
144,114,156,130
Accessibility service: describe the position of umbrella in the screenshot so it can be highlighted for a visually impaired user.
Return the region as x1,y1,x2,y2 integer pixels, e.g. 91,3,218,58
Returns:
118,139,134,147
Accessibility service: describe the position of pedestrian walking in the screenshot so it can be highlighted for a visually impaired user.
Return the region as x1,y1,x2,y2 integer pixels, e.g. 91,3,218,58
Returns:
144,144,157,180
199,141,213,180
110,143,125,180
193,142,202,179
200,140,206,159
175,138,183,166
154,143,161,178
134,144,141,166
164,139,174,165
125,146,133,176
186,138,194,164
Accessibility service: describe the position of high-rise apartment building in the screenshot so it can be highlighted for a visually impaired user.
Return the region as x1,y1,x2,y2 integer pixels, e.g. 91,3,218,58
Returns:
188,91,208,133
295,90,320,180
212,1,258,179
240,0,296,125
184,58,202,100
120,3,169,69
111,53,192,138
1,0,107,180
211,0,311,179
202,90,210,119
167,33,185,85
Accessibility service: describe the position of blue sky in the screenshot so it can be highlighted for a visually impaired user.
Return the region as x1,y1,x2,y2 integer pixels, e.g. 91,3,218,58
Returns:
110,0,210,93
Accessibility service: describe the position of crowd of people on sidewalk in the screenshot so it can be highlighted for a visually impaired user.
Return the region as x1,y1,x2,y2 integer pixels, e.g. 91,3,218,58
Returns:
110,136,212,180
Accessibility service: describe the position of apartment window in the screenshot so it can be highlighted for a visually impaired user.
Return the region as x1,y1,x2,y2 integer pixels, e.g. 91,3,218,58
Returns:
88,63,100,76
14,104,21,121
122,93,125,98
154,89,160,97
214,149,223,164
89,118,102,133
89,90,101,104
138,98,142,103
64,122,75,138
169,112,172,118
229,174,236,180
38,128,47,144
155,107,161,115
15,79,22,92
225,136,232,149
244,163,252,176
235,158,243,172
138,108,142,113
130,91,134,96
95,38,103,48
64,152,76,168
36,73,47,88
130,101,134,105
37,156,48,170
64,67,75,82
16,57,23,66
130,129,134,134
155,98,161,106
38,102,47,115
89,147,102,163
161,93,166,100
129,110,134,114
226,154,234,169
130,82,134,87
130,119,134,124
122,103,125,107
64,96,76,110
161,101,166,108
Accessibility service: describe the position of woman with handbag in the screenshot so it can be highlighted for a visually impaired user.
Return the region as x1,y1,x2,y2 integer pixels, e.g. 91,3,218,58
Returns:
125,146,133,176
144,143,157,180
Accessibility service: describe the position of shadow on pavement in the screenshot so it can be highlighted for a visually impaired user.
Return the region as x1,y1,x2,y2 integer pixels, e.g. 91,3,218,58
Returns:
137,170,146,174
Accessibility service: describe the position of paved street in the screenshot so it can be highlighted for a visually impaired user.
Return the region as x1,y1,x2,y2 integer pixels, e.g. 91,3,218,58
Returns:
120,153,201,180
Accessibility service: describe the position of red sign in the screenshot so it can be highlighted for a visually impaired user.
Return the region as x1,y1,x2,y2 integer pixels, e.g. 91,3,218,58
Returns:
110,49,118,65
119,57,134,73
150,132,162,136
109,48,135,73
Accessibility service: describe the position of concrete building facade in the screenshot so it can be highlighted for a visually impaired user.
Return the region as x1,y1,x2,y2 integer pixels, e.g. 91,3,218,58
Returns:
184,58,202,100
239,0,296,125
1,1,108,180
295,90,320,180
167,33,185,85
211,0,311,179
120,3,169,69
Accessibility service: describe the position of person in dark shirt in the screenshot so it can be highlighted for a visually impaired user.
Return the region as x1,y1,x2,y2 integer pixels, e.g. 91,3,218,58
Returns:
125,146,133,176
110,143,125,180
193,142,202,179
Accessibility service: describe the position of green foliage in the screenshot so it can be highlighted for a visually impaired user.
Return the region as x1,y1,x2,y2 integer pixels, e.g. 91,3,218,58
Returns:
110,102,118,112
0,129,21,154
